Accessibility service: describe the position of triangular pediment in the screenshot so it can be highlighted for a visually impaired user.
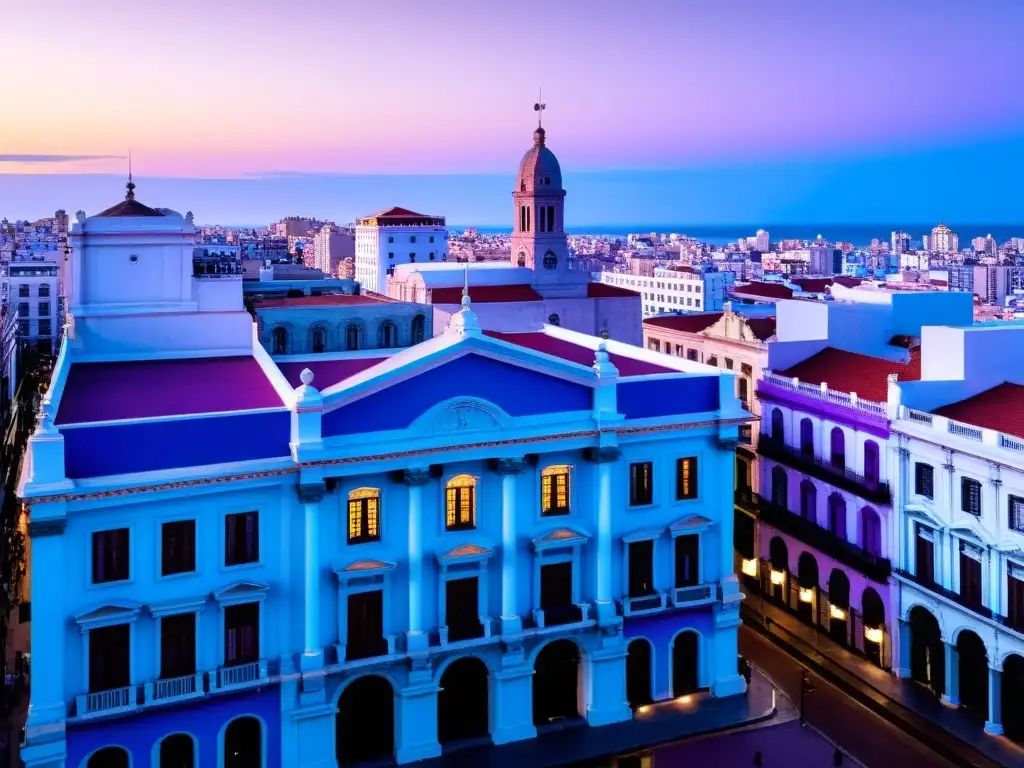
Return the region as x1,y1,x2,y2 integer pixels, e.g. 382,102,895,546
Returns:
439,543,493,560
949,521,994,547
212,581,270,602
671,514,714,533
75,600,142,626
533,526,589,550
338,559,396,574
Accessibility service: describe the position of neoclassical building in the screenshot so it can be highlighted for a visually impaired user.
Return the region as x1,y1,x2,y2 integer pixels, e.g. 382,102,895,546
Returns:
20,183,749,768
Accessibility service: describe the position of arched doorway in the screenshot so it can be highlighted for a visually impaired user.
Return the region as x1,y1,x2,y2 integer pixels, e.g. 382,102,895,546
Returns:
438,657,490,745
159,733,196,768
827,569,850,645
626,638,653,708
1003,654,1024,741
768,537,788,604
861,587,885,666
88,747,129,768
337,675,394,765
957,630,989,721
672,631,700,696
796,552,819,625
909,606,944,698
224,717,262,768
533,640,581,726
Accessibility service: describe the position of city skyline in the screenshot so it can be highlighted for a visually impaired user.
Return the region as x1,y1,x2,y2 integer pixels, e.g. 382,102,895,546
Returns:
3,0,1024,223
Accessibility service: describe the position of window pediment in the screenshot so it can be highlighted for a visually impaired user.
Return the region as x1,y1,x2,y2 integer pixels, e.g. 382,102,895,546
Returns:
212,580,270,604
148,596,208,618
75,600,142,629
670,514,713,535
334,558,396,583
622,526,663,544
904,502,942,528
533,525,589,551
437,542,494,563
950,521,994,547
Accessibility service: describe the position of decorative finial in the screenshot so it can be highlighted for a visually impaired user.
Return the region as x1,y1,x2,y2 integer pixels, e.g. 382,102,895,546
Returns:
534,88,546,129
461,260,471,308
125,147,135,201
300,368,314,386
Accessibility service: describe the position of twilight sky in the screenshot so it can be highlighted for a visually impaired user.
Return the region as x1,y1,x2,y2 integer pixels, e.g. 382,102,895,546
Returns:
3,0,1024,225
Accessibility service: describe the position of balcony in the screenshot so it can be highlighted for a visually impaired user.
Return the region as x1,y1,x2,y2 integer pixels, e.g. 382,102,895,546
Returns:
532,602,590,629
144,673,205,706
758,436,891,505
335,634,398,668
210,659,269,692
735,487,758,514
757,494,892,582
438,616,493,646
75,685,140,719
672,583,716,608
895,568,1001,623
622,592,668,616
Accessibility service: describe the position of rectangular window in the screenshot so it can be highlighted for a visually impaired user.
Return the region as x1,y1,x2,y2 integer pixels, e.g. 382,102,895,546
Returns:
724,358,734,369
629,462,654,506
628,540,655,597
225,511,259,566
959,543,983,609
961,477,982,516
1009,570,1024,631
915,524,935,585
161,520,196,576
347,491,381,544
547,206,555,232
1009,495,1024,533
410,235,416,243
914,463,934,498
445,577,483,641
520,206,526,232
38,320,51,337
224,602,259,666
17,284,28,297
429,235,435,243
37,284,50,298
387,235,394,243
347,590,386,660
17,302,28,318
539,207,547,232
160,612,197,679
539,561,573,611
92,528,130,584
686,349,698,362
676,457,698,500
675,534,700,587
541,468,570,516
89,623,130,692
445,482,476,530
38,301,50,316
18,322,28,337
648,339,661,352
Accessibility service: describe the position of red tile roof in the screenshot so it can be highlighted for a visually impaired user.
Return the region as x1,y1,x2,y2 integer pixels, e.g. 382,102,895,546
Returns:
484,331,675,376
934,383,1024,440
732,282,794,300
643,312,723,333
375,206,427,218
252,293,387,308
431,284,542,303
587,283,640,298
775,347,921,402
745,317,777,342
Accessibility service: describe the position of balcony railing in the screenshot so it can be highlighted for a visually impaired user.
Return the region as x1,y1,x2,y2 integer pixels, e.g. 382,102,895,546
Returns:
672,583,715,607
439,616,493,645
532,602,590,629
622,592,667,616
902,407,1024,454
761,371,888,418
75,685,139,718
335,634,397,667
757,494,892,582
144,673,204,706
213,659,268,691
758,436,891,505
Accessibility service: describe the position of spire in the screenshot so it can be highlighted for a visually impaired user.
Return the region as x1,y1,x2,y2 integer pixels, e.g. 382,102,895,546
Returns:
461,259,471,308
447,260,480,336
533,90,547,146
125,147,135,201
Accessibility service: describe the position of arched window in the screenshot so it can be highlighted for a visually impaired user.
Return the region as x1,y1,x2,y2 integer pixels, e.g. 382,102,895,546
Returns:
861,507,881,556
445,475,476,531
311,326,326,354
38,283,50,298
224,716,262,768
88,747,129,768
771,466,788,509
541,465,571,516
800,479,817,522
345,323,361,351
828,493,847,539
830,427,846,469
800,418,814,455
378,321,398,349
543,251,558,270
411,314,426,344
864,440,880,486
348,488,381,544
272,327,287,355
160,733,196,768
770,409,784,442
769,537,789,572
547,313,560,327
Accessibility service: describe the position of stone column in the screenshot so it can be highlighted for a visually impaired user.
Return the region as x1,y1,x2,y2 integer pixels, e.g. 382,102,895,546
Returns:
985,667,1003,735
403,469,431,653
24,517,67,743
942,641,960,706
589,447,621,627
988,547,1003,616
298,483,326,702
894,618,912,678
495,459,528,637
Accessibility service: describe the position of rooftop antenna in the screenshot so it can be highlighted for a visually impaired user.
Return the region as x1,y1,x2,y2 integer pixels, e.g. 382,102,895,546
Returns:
125,147,136,201
534,88,546,129
461,259,470,304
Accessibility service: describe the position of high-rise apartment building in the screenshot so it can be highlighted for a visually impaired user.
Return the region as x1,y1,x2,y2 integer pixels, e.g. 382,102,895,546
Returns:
354,208,448,294
930,223,959,254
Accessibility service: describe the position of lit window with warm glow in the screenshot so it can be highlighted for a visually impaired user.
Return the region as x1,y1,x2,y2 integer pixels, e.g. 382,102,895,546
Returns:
541,465,571,516
675,457,698,500
446,475,476,531
347,488,381,544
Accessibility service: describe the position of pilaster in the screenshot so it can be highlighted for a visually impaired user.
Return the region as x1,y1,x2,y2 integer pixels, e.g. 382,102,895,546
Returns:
402,469,431,654
894,618,912,679
490,666,536,745
941,641,959,706
584,646,631,726
298,482,326,700
494,458,529,638
395,682,442,763
587,446,621,628
985,667,1003,735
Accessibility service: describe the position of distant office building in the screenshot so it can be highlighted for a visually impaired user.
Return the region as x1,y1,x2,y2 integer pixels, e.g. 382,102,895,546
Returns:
4,257,60,356
972,264,1024,305
600,267,731,317
312,224,355,277
930,223,959,254
272,216,323,238
355,208,448,295
809,244,839,275
755,229,770,252
891,231,911,254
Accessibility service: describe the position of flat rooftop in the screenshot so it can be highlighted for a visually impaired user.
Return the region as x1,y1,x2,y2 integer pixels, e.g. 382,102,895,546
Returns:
250,293,391,309
56,357,285,425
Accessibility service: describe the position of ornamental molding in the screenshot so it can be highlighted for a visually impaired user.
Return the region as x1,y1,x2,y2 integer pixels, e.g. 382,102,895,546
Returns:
412,397,510,436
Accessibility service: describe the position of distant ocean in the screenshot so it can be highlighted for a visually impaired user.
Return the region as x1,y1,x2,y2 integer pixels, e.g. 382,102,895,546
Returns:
449,224,1024,248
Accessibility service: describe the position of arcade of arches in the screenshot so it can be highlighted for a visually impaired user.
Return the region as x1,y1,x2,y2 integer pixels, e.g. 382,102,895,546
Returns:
903,604,1024,739
624,631,702,709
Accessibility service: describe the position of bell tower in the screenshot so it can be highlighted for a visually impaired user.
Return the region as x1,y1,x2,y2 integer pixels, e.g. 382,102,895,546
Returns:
510,101,575,294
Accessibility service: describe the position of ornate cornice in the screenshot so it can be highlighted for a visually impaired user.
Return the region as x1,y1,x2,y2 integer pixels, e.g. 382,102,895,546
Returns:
28,518,66,537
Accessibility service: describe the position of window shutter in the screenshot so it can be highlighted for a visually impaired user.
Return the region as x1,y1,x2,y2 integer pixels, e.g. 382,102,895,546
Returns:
226,517,236,563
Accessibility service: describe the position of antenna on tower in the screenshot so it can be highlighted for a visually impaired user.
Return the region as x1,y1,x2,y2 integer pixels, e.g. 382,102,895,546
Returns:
125,147,136,201
534,88,546,128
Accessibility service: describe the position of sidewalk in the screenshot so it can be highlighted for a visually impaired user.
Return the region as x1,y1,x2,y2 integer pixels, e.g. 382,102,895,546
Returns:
419,669,778,768
746,598,1024,768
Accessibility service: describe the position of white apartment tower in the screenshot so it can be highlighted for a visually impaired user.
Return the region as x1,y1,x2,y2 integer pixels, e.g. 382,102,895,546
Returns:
354,208,448,294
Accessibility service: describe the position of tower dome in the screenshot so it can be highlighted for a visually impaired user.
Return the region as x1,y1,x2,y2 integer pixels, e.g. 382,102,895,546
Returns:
516,127,563,193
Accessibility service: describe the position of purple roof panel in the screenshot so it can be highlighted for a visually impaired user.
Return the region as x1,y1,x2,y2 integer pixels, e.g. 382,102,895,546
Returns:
56,357,285,425
276,358,386,390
